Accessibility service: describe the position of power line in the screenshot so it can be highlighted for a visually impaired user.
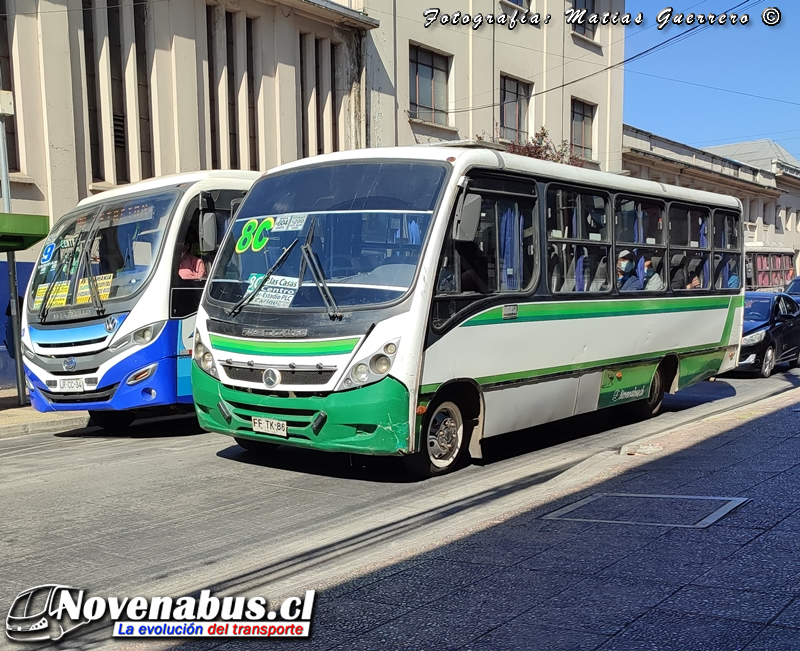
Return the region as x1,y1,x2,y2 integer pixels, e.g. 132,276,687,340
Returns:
628,69,800,109
444,0,765,115
692,128,800,146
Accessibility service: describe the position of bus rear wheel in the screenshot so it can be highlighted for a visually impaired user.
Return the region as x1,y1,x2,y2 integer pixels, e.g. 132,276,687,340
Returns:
630,366,666,420
234,437,279,455
89,410,136,430
403,400,469,478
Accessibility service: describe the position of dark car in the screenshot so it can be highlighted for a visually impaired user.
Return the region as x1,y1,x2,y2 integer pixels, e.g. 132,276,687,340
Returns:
739,292,800,377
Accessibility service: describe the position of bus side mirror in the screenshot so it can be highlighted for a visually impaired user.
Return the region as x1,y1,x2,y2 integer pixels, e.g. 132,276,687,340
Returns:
453,193,482,242
199,211,217,252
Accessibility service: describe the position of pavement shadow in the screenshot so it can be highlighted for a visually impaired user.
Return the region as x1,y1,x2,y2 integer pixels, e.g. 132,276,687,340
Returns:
29,388,800,650
55,413,205,439
161,391,800,651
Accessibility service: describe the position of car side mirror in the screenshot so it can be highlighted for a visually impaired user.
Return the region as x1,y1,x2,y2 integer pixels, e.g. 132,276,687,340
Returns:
199,211,217,253
453,193,482,242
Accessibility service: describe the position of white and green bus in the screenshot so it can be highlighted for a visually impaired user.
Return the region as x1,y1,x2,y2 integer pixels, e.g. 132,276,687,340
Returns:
191,145,744,477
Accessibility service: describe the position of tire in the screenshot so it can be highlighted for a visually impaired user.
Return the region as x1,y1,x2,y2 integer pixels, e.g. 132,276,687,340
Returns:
89,410,136,430
403,400,470,478
630,365,666,420
759,346,776,378
234,437,279,455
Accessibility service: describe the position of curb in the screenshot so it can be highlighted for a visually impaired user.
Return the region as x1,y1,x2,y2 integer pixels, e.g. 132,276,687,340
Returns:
0,414,91,440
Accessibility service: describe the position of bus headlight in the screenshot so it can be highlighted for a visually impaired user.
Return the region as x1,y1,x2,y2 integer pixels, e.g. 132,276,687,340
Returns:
742,330,767,346
352,363,370,384
338,339,400,390
193,332,218,377
21,342,35,360
133,321,165,345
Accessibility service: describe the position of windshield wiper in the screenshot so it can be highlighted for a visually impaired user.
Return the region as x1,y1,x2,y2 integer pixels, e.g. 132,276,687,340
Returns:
40,212,102,323
81,238,106,316
227,239,298,318
300,242,342,321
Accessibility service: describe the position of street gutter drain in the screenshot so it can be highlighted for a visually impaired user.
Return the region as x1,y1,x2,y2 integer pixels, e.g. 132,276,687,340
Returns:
542,493,749,529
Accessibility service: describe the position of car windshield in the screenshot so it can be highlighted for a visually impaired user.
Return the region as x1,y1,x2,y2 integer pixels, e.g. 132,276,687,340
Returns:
208,161,449,310
744,296,772,322
785,278,800,295
29,191,180,315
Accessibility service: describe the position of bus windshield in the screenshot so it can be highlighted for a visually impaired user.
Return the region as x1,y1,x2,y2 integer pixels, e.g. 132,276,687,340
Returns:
208,161,448,311
29,190,180,317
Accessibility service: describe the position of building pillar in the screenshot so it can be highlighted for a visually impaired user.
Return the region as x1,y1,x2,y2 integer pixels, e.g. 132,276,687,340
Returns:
148,0,175,175
169,0,201,171
234,10,249,170
273,9,299,164
120,0,141,182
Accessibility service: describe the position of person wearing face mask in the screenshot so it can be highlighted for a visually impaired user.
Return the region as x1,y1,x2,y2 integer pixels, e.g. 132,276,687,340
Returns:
617,250,641,292
643,254,665,291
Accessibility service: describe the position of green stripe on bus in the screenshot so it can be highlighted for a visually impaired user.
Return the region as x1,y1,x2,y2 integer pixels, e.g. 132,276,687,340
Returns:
209,334,360,356
420,297,741,395
463,295,735,327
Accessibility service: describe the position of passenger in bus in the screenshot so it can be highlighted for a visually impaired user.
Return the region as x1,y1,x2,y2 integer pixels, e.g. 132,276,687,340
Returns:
616,250,641,292
178,229,207,280
643,254,665,291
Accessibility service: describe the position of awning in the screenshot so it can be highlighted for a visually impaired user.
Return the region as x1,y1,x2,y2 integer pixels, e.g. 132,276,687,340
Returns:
0,211,49,252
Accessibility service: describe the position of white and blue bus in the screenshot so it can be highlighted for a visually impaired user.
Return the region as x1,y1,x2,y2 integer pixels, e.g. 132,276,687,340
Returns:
191,146,744,476
20,171,260,429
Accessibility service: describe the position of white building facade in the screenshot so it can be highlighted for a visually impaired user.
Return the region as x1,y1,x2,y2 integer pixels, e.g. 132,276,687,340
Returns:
623,125,800,286
0,0,625,264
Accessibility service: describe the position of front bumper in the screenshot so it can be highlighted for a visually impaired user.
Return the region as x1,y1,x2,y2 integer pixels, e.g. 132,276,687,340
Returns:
737,342,766,369
25,356,179,413
192,364,411,455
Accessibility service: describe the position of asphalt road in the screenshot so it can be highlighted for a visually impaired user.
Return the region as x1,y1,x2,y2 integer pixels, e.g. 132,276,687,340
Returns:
2,367,800,649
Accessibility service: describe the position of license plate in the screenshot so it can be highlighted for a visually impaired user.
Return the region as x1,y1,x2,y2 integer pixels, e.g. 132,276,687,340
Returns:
251,417,288,437
59,378,84,393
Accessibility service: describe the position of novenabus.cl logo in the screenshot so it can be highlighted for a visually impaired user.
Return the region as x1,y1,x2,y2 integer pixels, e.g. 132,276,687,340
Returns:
6,585,89,642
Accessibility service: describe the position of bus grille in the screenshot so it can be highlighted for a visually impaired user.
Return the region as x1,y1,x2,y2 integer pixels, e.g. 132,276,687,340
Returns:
221,365,335,386
225,399,318,431
39,383,119,404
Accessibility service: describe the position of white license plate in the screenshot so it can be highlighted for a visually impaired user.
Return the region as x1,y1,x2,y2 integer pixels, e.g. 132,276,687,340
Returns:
251,417,288,437
59,378,85,393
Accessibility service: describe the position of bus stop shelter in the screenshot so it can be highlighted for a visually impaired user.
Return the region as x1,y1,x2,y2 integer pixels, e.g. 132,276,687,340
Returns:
1,211,48,403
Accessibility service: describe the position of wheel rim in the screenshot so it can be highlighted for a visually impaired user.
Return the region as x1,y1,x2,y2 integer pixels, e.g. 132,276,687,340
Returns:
763,348,775,375
426,403,463,469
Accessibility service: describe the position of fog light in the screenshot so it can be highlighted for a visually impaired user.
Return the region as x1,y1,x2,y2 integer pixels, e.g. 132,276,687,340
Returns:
202,352,214,370
127,363,157,386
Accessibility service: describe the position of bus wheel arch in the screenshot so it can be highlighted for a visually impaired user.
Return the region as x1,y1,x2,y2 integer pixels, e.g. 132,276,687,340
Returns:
660,355,680,395
406,380,484,478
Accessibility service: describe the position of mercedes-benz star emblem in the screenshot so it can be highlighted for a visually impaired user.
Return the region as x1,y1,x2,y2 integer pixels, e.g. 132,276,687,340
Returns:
263,368,282,389
104,316,118,334
63,357,77,372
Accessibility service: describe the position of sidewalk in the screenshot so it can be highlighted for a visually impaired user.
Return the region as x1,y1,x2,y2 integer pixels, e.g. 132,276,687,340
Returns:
171,387,800,651
0,387,89,438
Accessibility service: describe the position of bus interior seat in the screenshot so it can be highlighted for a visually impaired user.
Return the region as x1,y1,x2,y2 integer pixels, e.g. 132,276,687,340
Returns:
651,255,664,276
669,253,686,282
687,258,704,284
589,256,608,292
548,245,563,292
561,250,577,292
579,250,593,291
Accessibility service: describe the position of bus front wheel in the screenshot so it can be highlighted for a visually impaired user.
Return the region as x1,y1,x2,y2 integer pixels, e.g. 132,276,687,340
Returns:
403,400,469,478
89,410,136,430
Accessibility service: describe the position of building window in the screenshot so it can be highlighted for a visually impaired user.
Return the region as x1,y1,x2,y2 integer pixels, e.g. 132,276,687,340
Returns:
134,1,153,179
83,0,103,181
0,0,17,172
500,76,529,143
570,99,594,160
572,0,596,39
409,45,448,126
206,6,219,169
225,11,238,169
245,17,257,171
107,0,129,183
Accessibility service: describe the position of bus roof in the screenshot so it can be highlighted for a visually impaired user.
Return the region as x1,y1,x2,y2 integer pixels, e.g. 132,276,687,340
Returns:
76,170,262,207
264,145,743,211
